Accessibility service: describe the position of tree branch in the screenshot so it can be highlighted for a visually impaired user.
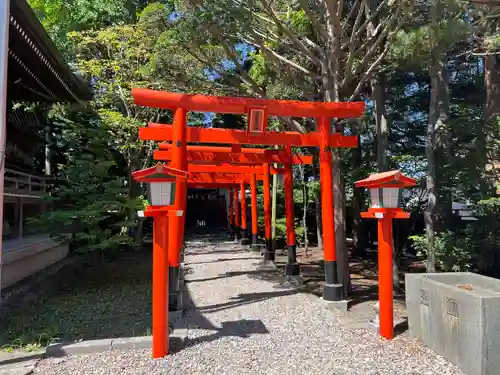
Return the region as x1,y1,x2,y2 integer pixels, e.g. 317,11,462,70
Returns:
348,23,404,100
258,0,321,65
341,0,388,51
297,0,330,42
342,0,367,87
241,36,318,77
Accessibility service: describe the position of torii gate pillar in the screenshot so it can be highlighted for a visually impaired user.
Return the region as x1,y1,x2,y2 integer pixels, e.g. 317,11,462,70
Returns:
284,146,300,276
250,173,259,251
167,108,187,313
228,188,234,239
234,188,241,241
240,180,250,245
262,163,274,262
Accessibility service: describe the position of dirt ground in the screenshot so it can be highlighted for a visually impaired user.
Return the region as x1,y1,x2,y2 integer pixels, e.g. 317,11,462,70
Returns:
273,246,427,324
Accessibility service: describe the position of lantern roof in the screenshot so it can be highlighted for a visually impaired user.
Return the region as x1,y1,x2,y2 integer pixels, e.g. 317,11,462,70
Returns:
132,162,187,182
354,170,416,188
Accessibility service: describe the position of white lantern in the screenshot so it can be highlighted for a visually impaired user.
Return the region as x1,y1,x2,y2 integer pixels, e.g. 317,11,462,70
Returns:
148,181,176,206
369,187,402,209
132,163,188,207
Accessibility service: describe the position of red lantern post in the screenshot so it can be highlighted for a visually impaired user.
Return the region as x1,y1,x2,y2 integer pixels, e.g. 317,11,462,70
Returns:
355,170,416,340
132,163,188,358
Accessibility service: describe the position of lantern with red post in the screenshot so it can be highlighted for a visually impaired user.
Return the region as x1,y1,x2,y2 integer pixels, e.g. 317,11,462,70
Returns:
132,162,187,358
355,170,416,340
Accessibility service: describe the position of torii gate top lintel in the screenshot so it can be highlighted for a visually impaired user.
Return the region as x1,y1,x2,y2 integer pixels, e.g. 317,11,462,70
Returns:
132,88,365,119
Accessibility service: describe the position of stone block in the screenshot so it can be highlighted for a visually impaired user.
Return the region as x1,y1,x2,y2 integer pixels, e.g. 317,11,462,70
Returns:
406,272,500,375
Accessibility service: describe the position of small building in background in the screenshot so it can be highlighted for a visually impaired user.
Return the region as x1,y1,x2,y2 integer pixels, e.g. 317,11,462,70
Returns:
1,0,91,290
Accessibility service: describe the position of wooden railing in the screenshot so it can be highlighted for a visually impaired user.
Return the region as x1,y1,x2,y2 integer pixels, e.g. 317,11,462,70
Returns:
3,168,51,197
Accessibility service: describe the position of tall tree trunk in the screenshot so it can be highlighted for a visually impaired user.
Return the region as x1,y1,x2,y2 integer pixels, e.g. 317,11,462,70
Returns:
312,153,323,249
484,36,500,189
314,189,323,249
333,146,350,293
485,49,500,122
372,76,389,172
301,168,310,255
323,1,351,295
371,74,399,289
426,53,449,273
351,119,365,258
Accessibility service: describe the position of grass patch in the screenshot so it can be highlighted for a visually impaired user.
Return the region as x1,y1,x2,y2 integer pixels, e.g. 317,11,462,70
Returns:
0,251,153,351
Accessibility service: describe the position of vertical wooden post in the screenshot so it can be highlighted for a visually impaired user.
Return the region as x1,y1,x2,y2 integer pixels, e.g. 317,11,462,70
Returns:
168,108,187,312
318,116,343,301
45,125,52,176
283,146,299,276
263,163,273,262
152,216,169,358
378,217,394,339
18,199,23,239
240,179,249,245
228,188,234,238
234,187,240,241
0,0,10,294
250,173,259,251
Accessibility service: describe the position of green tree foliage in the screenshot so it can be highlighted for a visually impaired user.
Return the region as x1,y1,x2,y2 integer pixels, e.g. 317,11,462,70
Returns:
26,0,500,281
29,105,145,250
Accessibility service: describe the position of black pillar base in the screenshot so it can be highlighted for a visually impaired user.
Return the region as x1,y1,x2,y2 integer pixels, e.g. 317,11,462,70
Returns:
234,226,241,242
168,266,182,311
241,229,251,245
322,283,343,302
285,262,301,276
263,239,275,261
169,290,183,311
250,234,260,252
285,244,300,275
228,224,234,239
180,245,185,265
179,264,184,282
323,260,343,301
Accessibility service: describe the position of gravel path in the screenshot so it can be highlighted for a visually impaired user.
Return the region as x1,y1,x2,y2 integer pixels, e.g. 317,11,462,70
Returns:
33,236,463,375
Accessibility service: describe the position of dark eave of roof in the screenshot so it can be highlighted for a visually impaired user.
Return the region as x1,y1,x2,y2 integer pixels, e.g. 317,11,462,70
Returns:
7,0,93,103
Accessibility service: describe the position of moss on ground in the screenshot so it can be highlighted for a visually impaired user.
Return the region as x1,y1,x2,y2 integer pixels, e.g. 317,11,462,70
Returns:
0,251,153,351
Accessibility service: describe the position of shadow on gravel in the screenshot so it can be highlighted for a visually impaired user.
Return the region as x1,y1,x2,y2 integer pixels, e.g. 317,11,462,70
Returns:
174,281,271,351
0,352,44,367
185,269,282,284
196,289,299,314
183,319,269,349
185,249,249,256
187,257,258,265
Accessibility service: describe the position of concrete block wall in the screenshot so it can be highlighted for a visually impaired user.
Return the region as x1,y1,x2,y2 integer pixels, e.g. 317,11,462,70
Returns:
406,272,500,375
2,239,69,289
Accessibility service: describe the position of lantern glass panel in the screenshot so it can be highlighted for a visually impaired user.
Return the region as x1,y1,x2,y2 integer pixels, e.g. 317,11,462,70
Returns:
382,187,400,208
369,188,381,208
148,181,176,206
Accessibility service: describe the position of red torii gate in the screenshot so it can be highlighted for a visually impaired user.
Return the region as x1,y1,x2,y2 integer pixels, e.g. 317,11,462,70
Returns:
186,171,261,244
156,145,313,252
132,88,365,358
186,163,278,249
